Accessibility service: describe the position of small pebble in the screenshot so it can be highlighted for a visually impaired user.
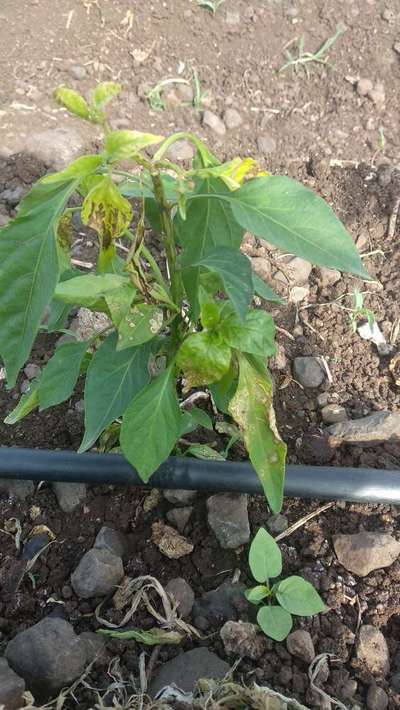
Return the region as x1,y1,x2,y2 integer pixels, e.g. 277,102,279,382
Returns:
70,65,87,80
321,404,347,424
202,110,226,137
367,685,388,710
257,133,276,155
224,108,242,129
357,78,373,97
24,363,41,380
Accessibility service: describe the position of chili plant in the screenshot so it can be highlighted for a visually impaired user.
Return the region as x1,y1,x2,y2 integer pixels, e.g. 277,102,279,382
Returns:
246,528,326,641
0,83,369,512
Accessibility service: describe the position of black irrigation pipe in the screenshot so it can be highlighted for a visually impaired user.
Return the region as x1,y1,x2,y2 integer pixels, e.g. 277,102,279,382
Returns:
0,447,399,504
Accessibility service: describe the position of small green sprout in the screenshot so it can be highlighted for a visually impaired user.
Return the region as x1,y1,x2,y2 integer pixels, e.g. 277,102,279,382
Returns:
146,78,191,111
197,0,225,15
349,288,376,332
246,528,326,641
280,26,345,77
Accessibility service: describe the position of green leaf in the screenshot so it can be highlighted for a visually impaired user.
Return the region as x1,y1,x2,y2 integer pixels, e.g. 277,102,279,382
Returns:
257,605,293,642
221,308,276,358
4,382,40,424
97,627,183,645
245,585,271,604
209,368,238,414
46,268,78,332
104,129,164,162
54,86,90,120
229,354,286,513
0,177,79,386
180,407,213,435
38,341,88,410
91,81,122,109
191,247,253,321
105,284,137,326
276,576,326,616
116,304,163,350
79,332,151,452
253,273,285,304
249,528,282,582
176,178,243,316
176,331,231,390
54,273,128,308
186,443,225,461
121,366,182,481
227,176,370,279
41,155,103,184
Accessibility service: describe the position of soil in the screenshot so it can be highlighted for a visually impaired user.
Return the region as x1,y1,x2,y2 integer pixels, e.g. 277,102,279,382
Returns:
0,0,400,708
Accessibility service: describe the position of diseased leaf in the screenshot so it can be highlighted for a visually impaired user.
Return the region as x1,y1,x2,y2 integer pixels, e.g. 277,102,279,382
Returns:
249,527,282,582
228,353,286,512
117,304,163,350
0,177,79,386
121,366,182,481
97,627,183,645
79,332,151,452
276,576,326,616
191,247,253,321
105,129,164,162
81,176,132,248
105,284,137,326
257,605,293,641
177,331,231,391
221,308,276,358
39,341,88,410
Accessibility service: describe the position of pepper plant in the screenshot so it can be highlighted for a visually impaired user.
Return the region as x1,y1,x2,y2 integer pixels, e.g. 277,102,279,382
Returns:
246,528,326,641
0,83,368,512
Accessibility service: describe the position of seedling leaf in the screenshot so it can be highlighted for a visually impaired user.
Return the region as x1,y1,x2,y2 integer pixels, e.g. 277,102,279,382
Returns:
276,576,326,616
257,605,293,641
249,527,282,582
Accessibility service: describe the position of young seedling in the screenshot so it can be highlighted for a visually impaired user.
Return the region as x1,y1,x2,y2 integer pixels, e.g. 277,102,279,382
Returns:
0,82,369,514
197,0,225,15
280,26,345,77
146,78,190,111
246,528,326,641
348,288,376,332
192,69,208,111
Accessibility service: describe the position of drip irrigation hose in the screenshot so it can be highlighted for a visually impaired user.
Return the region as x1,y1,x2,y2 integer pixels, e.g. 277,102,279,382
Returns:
0,447,399,504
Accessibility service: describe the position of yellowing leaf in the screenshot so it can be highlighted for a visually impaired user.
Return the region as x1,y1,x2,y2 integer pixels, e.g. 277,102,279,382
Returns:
177,331,231,391
42,155,103,184
54,86,90,120
229,354,286,512
92,81,122,109
105,129,164,162
81,176,132,247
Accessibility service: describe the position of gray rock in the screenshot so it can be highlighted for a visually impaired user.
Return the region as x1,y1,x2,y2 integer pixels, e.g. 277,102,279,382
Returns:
367,685,388,710
257,133,276,155
293,357,325,388
333,532,400,577
5,618,87,698
1,186,25,207
287,630,315,664
321,404,347,424
269,343,287,371
24,127,86,170
71,548,124,598
357,78,373,97
71,308,111,342
23,363,41,380
166,506,193,532
167,139,195,162
220,621,266,660
341,679,358,700
225,9,240,26
203,110,226,137
0,213,9,227
267,513,289,535
193,581,247,626
165,577,195,618
207,493,250,549
224,108,242,129
175,83,195,103
368,82,385,107
317,392,329,408
390,672,400,692
356,625,389,676
0,479,34,501
316,266,341,288
20,378,31,394
289,285,309,303
79,631,107,665
275,256,312,286
94,526,127,558
149,647,229,696
0,657,26,710
328,411,400,446
163,489,197,505
70,65,87,80
53,482,86,513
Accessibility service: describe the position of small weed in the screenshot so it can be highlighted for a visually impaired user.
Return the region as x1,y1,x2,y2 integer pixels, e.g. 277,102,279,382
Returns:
192,68,208,110
197,0,225,15
146,78,190,111
348,288,376,332
280,25,345,77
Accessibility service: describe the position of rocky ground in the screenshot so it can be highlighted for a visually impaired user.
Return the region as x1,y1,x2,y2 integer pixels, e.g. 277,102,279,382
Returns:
0,0,400,709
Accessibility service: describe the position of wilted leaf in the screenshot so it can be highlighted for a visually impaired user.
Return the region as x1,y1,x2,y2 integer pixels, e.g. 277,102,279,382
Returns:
54,86,90,120
81,176,132,248
97,626,183,645
92,81,122,109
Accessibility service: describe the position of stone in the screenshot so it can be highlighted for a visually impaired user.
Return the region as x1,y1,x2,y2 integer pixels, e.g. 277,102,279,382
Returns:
163,489,197,505
341,679,358,700
276,256,312,286
390,673,400,692
289,285,309,303
224,108,242,129
357,78,373,97
149,647,229,696
24,127,85,170
328,411,400,446
316,266,341,287
381,8,395,23
5,618,87,698
151,521,193,559
286,630,316,664
70,65,87,80
0,657,26,710
1,186,25,206
356,625,389,676
79,631,107,665
257,133,276,155
226,9,240,26
293,357,325,388
71,308,111,341
22,532,51,561
269,343,287,371
165,577,195,618
220,621,266,660
266,513,288,535
203,110,226,137
71,548,124,598
193,581,247,626
23,363,41,380
166,506,193,532
167,139,195,162
316,392,329,408
94,526,127,558
0,479,34,500
53,482,86,513
321,404,347,424
368,82,385,107
333,532,400,577
251,256,272,281
207,493,250,549
367,685,388,710
175,83,194,103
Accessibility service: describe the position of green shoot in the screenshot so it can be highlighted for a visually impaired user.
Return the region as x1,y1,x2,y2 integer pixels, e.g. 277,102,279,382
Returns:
197,0,226,15
280,26,345,77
